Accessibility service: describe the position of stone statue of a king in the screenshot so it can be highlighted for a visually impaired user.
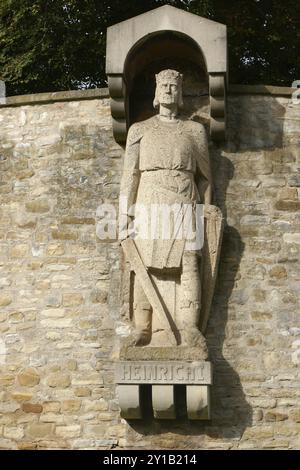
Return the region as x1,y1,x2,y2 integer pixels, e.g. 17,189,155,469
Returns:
119,69,222,358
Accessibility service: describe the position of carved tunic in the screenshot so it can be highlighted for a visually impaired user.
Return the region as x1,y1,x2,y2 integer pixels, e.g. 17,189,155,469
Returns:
120,115,211,269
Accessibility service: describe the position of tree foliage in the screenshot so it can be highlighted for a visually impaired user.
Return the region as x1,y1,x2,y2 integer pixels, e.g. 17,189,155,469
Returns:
190,0,300,87
0,0,299,95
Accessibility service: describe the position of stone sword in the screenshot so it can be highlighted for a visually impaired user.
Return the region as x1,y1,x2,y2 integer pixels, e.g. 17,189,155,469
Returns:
121,237,178,346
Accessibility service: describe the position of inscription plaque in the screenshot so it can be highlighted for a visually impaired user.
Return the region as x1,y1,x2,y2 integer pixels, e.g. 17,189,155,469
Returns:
116,361,212,385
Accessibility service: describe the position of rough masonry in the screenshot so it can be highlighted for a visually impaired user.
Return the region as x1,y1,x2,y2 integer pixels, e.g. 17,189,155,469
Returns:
0,86,300,449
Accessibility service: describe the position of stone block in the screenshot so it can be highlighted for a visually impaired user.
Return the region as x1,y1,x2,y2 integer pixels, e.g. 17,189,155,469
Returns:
10,243,28,258
283,233,300,244
74,387,91,397
290,409,300,423
83,399,108,412
243,426,274,440
46,332,61,341
26,423,55,439
22,403,43,413
61,400,81,412
47,243,65,255
116,361,212,385
186,385,211,420
25,199,50,213
278,187,298,200
275,200,300,211
90,289,108,304
83,424,107,438
0,439,17,450
288,175,300,187
152,385,175,420
251,311,272,321
116,385,141,420
55,425,81,438
40,413,64,424
269,266,287,279
61,217,95,225
10,391,33,402
62,293,84,306
42,402,61,413
41,318,72,328
46,373,71,388
65,359,77,371
17,442,37,450
15,213,37,228
72,374,103,386
0,402,20,413
51,230,78,241
3,427,24,440
0,374,15,387
41,308,66,318
0,295,12,307
17,368,40,387
265,410,288,422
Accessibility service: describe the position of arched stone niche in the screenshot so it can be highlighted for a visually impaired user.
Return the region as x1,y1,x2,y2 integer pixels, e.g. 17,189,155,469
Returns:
106,5,227,144
125,31,208,126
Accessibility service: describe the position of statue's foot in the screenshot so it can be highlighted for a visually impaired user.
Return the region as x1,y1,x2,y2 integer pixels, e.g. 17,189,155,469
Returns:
121,329,151,348
133,329,151,346
182,327,208,358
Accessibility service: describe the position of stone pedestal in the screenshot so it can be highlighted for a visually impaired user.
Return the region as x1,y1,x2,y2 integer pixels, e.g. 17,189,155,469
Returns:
115,347,212,420
186,385,210,420
116,384,141,420
152,385,176,419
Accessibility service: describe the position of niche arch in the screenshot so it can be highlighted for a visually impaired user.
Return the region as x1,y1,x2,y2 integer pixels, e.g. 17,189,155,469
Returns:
106,5,227,144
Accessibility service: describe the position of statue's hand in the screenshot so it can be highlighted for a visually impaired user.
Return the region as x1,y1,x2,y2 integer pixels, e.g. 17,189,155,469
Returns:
119,215,134,243
204,204,222,220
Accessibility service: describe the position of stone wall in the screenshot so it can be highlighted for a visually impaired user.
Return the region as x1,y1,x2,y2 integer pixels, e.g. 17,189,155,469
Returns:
0,87,300,449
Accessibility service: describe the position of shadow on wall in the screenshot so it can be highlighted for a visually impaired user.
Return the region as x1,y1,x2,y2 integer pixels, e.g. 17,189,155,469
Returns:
207,147,250,440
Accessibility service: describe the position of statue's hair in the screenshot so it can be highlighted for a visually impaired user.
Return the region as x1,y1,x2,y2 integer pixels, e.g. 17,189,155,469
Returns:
153,69,184,109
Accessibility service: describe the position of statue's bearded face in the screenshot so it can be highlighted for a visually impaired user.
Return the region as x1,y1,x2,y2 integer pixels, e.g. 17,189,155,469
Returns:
156,79,180,107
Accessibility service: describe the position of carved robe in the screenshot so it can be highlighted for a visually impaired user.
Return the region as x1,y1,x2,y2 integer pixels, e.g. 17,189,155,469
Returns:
120,115,211,270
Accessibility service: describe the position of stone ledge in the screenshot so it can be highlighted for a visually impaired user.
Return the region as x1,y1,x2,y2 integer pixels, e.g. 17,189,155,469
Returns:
0,84,296,108
119,346,208,361
0,88,109,108
228,84,296,96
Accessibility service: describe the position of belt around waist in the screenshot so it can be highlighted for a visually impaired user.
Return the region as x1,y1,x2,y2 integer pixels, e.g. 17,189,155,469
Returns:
140,169,194,176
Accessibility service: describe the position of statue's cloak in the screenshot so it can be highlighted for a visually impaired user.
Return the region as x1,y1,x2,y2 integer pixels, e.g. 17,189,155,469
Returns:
120,116,211,269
